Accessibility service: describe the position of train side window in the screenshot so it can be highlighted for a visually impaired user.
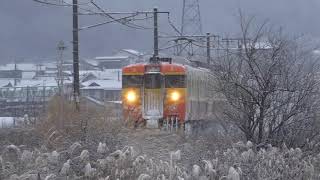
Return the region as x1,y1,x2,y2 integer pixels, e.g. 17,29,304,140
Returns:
122,75,143,88
189,73,193,98
165,75,186,88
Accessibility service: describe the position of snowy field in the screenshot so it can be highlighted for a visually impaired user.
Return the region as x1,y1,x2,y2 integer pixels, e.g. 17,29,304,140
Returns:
0,127,319,179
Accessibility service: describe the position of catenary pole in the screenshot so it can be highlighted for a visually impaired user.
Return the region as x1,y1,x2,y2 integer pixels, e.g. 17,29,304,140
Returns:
73,0,80,110
153,7,159,57
206,32,211,64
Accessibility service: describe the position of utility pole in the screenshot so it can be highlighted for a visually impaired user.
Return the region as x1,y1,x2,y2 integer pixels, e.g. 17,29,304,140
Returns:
57,41,66,130
73,0,80,111
153,7,159,58
57,41,67,96
14,61,18,86
206,32,211,64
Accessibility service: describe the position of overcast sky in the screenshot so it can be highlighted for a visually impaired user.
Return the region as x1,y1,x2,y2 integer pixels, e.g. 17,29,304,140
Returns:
1,0,320,62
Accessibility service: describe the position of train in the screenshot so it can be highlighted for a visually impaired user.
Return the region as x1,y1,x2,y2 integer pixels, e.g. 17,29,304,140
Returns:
121,57,219,131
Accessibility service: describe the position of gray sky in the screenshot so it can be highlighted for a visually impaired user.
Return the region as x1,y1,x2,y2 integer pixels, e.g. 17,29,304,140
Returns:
1,0,320,62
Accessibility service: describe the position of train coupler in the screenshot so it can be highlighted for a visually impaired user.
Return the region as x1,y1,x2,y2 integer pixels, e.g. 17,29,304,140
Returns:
162,115,180,132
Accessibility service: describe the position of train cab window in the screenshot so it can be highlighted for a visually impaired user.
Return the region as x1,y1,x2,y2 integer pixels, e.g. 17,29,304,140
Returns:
144,73,162,89
165,75,186,88
122,75,143,88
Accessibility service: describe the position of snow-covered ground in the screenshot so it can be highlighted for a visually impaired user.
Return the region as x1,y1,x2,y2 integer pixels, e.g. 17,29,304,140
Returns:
0,129,318,179
0,117,15,128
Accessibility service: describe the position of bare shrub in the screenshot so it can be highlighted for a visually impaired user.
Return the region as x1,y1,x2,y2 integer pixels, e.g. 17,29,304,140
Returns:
213,12,320,149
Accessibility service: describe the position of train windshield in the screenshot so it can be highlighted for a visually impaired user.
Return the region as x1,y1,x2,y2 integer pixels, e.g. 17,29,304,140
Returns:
165,75,186,88
122,75,143,88
144,73,162,89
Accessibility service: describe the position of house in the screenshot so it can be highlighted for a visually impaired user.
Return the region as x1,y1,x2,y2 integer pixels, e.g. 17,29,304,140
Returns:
0,79,14,88
81,79,122,101
83,56,129,70
82,49,144,70
114,49,144,63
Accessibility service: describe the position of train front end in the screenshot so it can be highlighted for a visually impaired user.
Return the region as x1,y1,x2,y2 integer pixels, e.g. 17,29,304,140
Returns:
122,62,186,129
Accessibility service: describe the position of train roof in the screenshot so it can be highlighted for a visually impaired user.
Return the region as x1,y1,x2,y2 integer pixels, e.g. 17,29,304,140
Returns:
122,62,186,75
122,60,214,75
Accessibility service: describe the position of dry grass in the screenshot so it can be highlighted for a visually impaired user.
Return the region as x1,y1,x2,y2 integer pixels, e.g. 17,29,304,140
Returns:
36,96,124,150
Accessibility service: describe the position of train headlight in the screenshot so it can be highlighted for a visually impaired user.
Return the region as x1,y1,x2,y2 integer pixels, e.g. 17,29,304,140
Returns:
126,91,137,102
170,91,180,101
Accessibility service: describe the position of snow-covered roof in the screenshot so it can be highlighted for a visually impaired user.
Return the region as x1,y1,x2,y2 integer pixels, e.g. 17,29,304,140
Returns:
15,80,58,88
84,56,129,67
85,59,124,67
78,70,121,81
95,56,129,60
0,79,14,87
121,49,143,56
0,63,59,71
81,79,121,90
42,62,57,69
84,60,99,66
0,64,38,71
22,72,36,79
313,50,320,56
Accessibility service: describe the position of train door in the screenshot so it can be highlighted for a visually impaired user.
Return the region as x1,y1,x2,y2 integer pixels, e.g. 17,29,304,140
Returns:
142,73,164,121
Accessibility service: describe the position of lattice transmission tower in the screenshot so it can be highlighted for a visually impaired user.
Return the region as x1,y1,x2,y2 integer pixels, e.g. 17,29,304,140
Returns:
175,0,204,58
181,0,203,36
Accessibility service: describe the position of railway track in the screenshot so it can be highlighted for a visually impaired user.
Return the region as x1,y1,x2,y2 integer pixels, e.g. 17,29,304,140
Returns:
120,129,183,161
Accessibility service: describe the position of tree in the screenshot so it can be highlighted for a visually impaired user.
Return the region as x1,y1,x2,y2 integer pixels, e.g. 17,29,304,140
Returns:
213,13,320,148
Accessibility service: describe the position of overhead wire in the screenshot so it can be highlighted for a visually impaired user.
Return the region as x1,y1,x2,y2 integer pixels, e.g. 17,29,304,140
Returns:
159,41,189,51
33,0,92,6
33,0,71,7
35,0,183,36
167,13,182,36
90,0,151,30
61,0,108,15
34,0,218,55
58,0,153,30
79,14,141,30
90,0,183,35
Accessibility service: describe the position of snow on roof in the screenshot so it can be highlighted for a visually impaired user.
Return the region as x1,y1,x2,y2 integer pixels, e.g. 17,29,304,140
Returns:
17,80,43,87
0,79,14,87
78,72,96,81
0,63,59,71
81,79,121,90
0,79,61,89
84,56,129,66
78,70,121,81
15,79,58,88
0,64,37,71
22,72,36,79
95,56,129,60
313,50,320,55
84,59,99,66
42,62,57,68
121,49,143,56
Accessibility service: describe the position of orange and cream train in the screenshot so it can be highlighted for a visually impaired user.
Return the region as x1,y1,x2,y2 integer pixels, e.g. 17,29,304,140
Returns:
122,60,216,130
